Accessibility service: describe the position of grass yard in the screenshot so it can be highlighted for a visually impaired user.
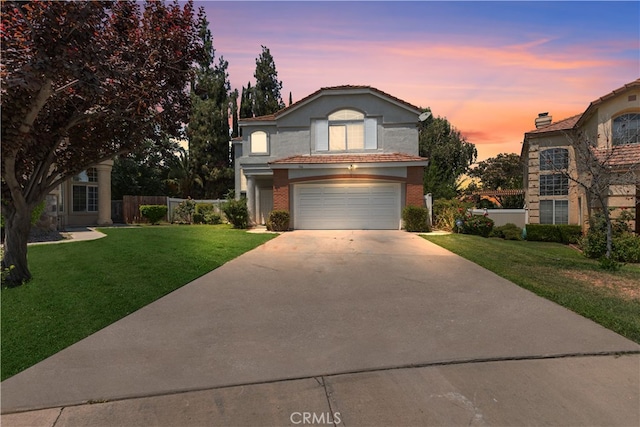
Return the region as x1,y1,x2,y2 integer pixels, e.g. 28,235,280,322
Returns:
1,225,276,381
422,234,640,344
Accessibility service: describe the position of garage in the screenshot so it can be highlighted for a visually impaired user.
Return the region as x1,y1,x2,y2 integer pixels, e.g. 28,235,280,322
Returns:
293,182,401,230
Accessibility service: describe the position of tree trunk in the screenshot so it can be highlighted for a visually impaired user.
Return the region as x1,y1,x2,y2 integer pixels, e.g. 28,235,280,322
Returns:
2,205,33,287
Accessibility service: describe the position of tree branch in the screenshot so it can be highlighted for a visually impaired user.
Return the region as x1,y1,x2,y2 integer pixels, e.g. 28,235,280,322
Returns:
19,79,53,134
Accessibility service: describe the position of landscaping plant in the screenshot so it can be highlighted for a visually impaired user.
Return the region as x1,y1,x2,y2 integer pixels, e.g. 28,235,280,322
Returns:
139,205,168,225
222,198,249,229
402,206,431,232
266,210,290,232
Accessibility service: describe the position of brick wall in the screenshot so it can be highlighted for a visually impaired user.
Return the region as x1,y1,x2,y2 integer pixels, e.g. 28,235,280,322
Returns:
405,166,424,207
273,169,290,211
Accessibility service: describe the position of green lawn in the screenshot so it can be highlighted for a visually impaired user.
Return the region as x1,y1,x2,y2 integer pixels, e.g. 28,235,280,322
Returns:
1,225,276,381
422,234,640,344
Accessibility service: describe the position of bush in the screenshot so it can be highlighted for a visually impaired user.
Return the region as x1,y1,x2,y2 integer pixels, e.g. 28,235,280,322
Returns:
525,224,582,244
267,210,290,232
491,223,522,240
612,232,640,264
461,213,494,238
402,206,431,232
433,199,472,232
139,205,167,225
173,198,196,224
222,198,249,229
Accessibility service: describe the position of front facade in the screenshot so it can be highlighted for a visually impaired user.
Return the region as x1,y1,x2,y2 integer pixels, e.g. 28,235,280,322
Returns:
234,86,428,230
522,79,640,232
42,160,114,230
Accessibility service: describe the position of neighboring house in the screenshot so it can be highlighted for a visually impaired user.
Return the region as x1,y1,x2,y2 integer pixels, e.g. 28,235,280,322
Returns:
522,79,640,232
42,160,114,229
233,85,428,230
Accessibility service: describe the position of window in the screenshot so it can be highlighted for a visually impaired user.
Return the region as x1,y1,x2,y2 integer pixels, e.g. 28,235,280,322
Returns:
540,148,568,170
540,174,568,196
72,168,98,212
328,109,364,151
613,113,640,146
540,200,568,224
250,131,268,154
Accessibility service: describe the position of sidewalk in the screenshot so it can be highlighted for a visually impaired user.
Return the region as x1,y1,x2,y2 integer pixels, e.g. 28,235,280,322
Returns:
27,227,106,246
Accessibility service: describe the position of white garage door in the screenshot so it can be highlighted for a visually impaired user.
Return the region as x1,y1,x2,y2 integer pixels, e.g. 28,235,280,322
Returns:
294,182,401,230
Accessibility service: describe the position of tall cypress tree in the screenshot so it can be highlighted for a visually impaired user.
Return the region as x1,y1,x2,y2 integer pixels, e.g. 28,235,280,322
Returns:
240,82,254,119
253,45,284,116
187,14,233,199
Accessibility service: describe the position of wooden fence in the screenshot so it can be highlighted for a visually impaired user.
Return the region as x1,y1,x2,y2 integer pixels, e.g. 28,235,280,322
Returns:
122,195,168,224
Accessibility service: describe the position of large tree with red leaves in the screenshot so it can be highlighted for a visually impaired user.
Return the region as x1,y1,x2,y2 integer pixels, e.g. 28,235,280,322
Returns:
1,1,204,286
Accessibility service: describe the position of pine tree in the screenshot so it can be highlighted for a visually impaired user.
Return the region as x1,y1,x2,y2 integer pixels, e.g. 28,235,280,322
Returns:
240,82,254,119
187,14,233,199
253,45,285,116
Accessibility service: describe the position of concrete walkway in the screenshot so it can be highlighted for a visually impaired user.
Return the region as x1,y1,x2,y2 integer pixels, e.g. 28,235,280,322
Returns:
27,227,106,246
2,230,639,426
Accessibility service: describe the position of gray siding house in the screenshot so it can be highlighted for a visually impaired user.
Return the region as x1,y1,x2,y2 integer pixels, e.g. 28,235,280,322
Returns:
234,86,428,230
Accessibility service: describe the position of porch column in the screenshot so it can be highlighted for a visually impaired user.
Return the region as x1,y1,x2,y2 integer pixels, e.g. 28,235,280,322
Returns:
96,160,113,226
246,175,256,225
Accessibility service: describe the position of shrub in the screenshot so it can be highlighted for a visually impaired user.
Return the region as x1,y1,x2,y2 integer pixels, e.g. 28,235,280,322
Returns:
402,206,431,232
222,198,249,229
139,205,167,225
267,210,290,232
612,232,640,264
525,224,581,244
433,199,472,232
173,198,196,224
193,212,206,224
205,212,222,225
491,223,522,240
195,203,214,215
461,213,494,238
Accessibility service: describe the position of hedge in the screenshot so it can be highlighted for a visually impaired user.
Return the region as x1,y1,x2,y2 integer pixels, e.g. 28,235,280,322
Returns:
139,205,168,225
525,224,582,244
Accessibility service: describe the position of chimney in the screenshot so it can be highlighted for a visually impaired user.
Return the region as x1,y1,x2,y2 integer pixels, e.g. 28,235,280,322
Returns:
535,112,552,129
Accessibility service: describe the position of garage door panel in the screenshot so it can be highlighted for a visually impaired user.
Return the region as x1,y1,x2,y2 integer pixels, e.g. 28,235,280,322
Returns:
294,182,401,230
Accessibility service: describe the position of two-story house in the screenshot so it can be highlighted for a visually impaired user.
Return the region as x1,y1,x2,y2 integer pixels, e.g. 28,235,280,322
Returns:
233,86,428,230
522,79,639,232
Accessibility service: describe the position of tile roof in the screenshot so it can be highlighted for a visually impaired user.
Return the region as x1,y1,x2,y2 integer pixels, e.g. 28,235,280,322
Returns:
472,189,525,197
269,153,427,165
525,114,582,135
593,144,640,168
241,85,421,123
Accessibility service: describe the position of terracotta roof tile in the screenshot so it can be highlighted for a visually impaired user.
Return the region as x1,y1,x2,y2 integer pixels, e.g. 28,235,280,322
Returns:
269,153,427,165
526,114,582,135
472,189,525,196
594,144,640,168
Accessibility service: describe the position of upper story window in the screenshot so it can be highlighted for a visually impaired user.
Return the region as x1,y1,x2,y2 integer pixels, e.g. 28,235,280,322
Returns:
540,148,568,171
328,109,365,151
315,109,377,152
250,131,268,154
613,113,639,146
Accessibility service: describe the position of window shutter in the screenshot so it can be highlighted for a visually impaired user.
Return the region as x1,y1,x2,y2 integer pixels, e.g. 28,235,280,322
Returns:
315,120,328,151
365,118,377,149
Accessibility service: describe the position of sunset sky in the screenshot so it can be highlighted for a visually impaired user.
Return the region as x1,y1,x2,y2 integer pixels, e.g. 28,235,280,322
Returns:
198,1,639,161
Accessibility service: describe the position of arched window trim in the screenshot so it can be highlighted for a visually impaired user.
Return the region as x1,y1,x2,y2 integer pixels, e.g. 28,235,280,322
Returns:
612,112,640,146
250,130,269,154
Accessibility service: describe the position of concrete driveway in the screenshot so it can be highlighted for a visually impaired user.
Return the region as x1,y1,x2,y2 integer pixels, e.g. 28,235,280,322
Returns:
2,230,639,426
